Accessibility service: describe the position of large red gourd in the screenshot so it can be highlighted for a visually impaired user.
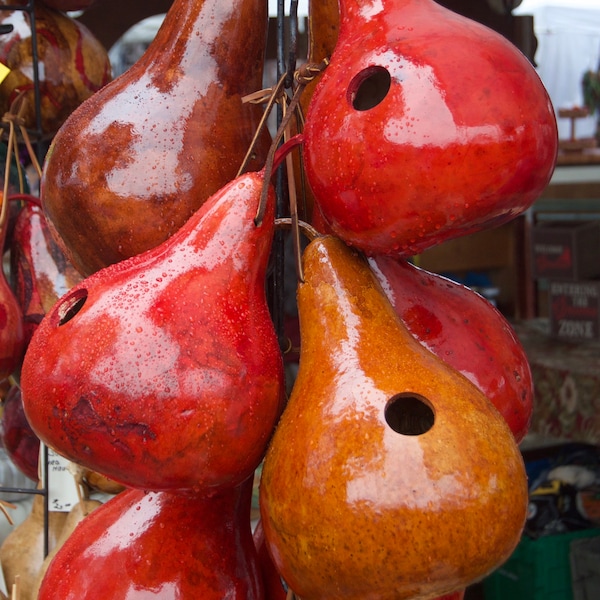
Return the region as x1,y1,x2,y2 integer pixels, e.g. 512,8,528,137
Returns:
302,0,558,256
20,170,284,493
369,256,533,442
38,478,264,599
260,236,528,600
41,0,270,276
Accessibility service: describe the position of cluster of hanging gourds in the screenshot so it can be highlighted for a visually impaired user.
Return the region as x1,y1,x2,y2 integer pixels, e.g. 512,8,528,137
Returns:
0,0,560,597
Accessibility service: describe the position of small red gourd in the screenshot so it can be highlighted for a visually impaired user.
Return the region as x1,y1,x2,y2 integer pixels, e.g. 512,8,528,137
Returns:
369,256,533,442
38,477,264,599
10,202,83,348
0,203,25,380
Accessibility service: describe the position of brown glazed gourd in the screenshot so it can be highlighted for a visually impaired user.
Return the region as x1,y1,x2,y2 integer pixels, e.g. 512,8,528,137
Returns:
260,236,528,600
41,0,271,276
0,2,111,135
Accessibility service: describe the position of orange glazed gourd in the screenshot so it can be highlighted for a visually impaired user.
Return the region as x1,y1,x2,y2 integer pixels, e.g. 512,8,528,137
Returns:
260,236,528,600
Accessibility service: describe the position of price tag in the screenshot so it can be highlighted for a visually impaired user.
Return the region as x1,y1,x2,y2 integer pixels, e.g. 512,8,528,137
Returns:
0,63,10,85
39,445,80,512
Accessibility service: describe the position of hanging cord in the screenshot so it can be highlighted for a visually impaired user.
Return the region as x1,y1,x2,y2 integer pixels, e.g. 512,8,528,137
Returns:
252,59,329,228
0,91,43,229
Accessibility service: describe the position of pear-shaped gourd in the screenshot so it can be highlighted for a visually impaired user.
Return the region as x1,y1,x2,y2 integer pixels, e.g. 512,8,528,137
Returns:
260,236,528,600
32,497,103,599
302,0,558,256
0,489,68,600
10,202,83,348
38,478,263,599
0,2,111,135
41,0,271,276
21,170,284,493
369,256,533,442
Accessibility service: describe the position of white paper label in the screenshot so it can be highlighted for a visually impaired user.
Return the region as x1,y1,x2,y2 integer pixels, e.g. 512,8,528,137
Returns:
40,445,80,512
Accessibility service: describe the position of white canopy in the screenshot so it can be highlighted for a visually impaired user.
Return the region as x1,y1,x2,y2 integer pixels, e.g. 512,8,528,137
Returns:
514,0,600,140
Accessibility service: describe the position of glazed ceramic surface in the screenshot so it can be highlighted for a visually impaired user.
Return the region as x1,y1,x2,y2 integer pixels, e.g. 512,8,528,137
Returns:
41,0,271,275
260,236,528,600
303,0,558,256
21,171,284,493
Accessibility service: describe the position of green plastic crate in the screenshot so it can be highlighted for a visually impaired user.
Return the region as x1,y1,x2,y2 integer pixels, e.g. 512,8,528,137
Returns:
483,528,600,600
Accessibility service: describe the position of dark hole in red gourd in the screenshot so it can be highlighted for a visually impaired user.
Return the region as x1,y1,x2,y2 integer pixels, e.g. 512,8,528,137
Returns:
55,290,88,326
385,394,435,435
349,66,391,111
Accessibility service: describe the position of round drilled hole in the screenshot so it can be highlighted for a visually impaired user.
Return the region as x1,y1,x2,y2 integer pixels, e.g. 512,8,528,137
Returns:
385,394,435,436
55,289,88,326
348,66,391,111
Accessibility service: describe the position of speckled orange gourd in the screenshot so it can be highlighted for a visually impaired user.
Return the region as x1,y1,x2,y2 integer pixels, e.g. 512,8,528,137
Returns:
260,235,528,600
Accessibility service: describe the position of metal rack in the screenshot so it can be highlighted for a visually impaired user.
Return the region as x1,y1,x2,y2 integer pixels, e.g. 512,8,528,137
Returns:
0,0,53,559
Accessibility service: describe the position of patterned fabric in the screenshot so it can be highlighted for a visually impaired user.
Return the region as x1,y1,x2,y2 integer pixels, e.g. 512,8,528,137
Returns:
513,319,600,445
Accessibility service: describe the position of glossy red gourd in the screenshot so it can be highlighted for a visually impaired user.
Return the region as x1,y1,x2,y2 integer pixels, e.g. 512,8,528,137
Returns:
21,170,284,493
260,236,528,600
38,477,264,599
0,219,25,380
10,202,83,348
0,384,40,481
41,0,271,276
369,256,533,442
302,0,558,256
0,1,111,135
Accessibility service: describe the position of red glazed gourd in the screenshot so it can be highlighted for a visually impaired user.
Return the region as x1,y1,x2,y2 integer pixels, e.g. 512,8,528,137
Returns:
369,256,533,442
10,202,83,348
302,0,558,256
0,213,25,380
38,478,264,599
21,171,284,493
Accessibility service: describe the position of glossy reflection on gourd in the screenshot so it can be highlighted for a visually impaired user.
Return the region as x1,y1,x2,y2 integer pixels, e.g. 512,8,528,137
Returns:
21,170,284,494
302,0,558,255
41,0,271,276
260,236,528,600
